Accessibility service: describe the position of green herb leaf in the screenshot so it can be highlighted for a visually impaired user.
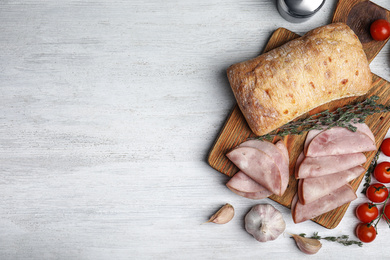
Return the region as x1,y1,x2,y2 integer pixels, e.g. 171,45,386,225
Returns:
256,96,389,141
307,232,363,247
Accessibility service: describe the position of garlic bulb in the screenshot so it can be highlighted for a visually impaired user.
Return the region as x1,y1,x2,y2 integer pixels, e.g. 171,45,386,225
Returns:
205,203,235,224
291,234,322,254
245,204,286,242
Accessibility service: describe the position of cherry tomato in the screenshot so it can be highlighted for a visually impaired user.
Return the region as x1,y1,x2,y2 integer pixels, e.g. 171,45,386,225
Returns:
370,19,390,41
356,223,376,243
366,183,389,203
374,161,390,183
356,203,379,223
380,138,390,156
384,204,390,223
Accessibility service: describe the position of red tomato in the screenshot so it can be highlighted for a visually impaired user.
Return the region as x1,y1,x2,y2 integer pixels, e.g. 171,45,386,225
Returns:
383,203,390,224
380,138,390,156
384,204,390,223
374,161,390,183
366,183,389,203
370,19,390,41
356,203,379,223
356,223,376,243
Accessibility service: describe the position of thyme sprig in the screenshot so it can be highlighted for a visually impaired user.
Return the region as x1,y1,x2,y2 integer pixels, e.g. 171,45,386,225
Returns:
257,96,389,141
361,150,380,194
300,232,363,247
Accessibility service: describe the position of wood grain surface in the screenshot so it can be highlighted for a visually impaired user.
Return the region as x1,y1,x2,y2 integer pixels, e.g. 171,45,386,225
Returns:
208,1,390,229
2,0,390,259
333,0,390,63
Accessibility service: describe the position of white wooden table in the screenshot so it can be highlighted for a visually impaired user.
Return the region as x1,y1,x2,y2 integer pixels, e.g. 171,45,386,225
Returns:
1,0,390,259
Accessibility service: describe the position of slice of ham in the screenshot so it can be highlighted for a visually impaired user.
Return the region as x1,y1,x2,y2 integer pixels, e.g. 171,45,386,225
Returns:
226,140,289,199
237,139,289,196
297,152,366,179
226,171,273,199
226,146,283,196
275,140,289,162
226,171,272,194
292,184,357,224
354,123,375,142
303,128,325,155
275,140,290,195
239,140,289,193
298,166,365,204
228,189,272,200
238,139,290,194
305,127,376,157
303,123,375,155
294,152,305,179
239,140,287,175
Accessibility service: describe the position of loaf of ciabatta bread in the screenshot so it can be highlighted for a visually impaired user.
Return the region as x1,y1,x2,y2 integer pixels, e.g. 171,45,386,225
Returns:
227,23,372,136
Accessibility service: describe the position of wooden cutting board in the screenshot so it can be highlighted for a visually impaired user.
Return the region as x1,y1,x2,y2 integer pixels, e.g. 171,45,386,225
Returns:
208,0,390,229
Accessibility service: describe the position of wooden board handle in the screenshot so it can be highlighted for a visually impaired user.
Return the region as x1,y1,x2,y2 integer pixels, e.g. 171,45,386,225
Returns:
332,0,390,63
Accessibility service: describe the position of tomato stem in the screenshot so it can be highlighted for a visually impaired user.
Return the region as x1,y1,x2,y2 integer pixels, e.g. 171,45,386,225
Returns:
370,189,390,232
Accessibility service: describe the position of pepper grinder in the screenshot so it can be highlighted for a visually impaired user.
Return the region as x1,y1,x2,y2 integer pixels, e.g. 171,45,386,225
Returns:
277,0,326,23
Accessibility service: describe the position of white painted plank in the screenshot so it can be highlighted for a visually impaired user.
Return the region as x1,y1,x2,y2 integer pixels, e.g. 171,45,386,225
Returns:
1,0,390,259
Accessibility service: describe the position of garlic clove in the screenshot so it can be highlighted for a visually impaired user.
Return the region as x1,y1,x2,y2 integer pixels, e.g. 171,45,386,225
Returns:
291,234,322,255
244,204,286,242
205,203,234,224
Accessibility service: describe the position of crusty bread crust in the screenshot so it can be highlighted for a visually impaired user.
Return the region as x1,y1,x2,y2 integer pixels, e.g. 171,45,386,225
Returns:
227,23,372,136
